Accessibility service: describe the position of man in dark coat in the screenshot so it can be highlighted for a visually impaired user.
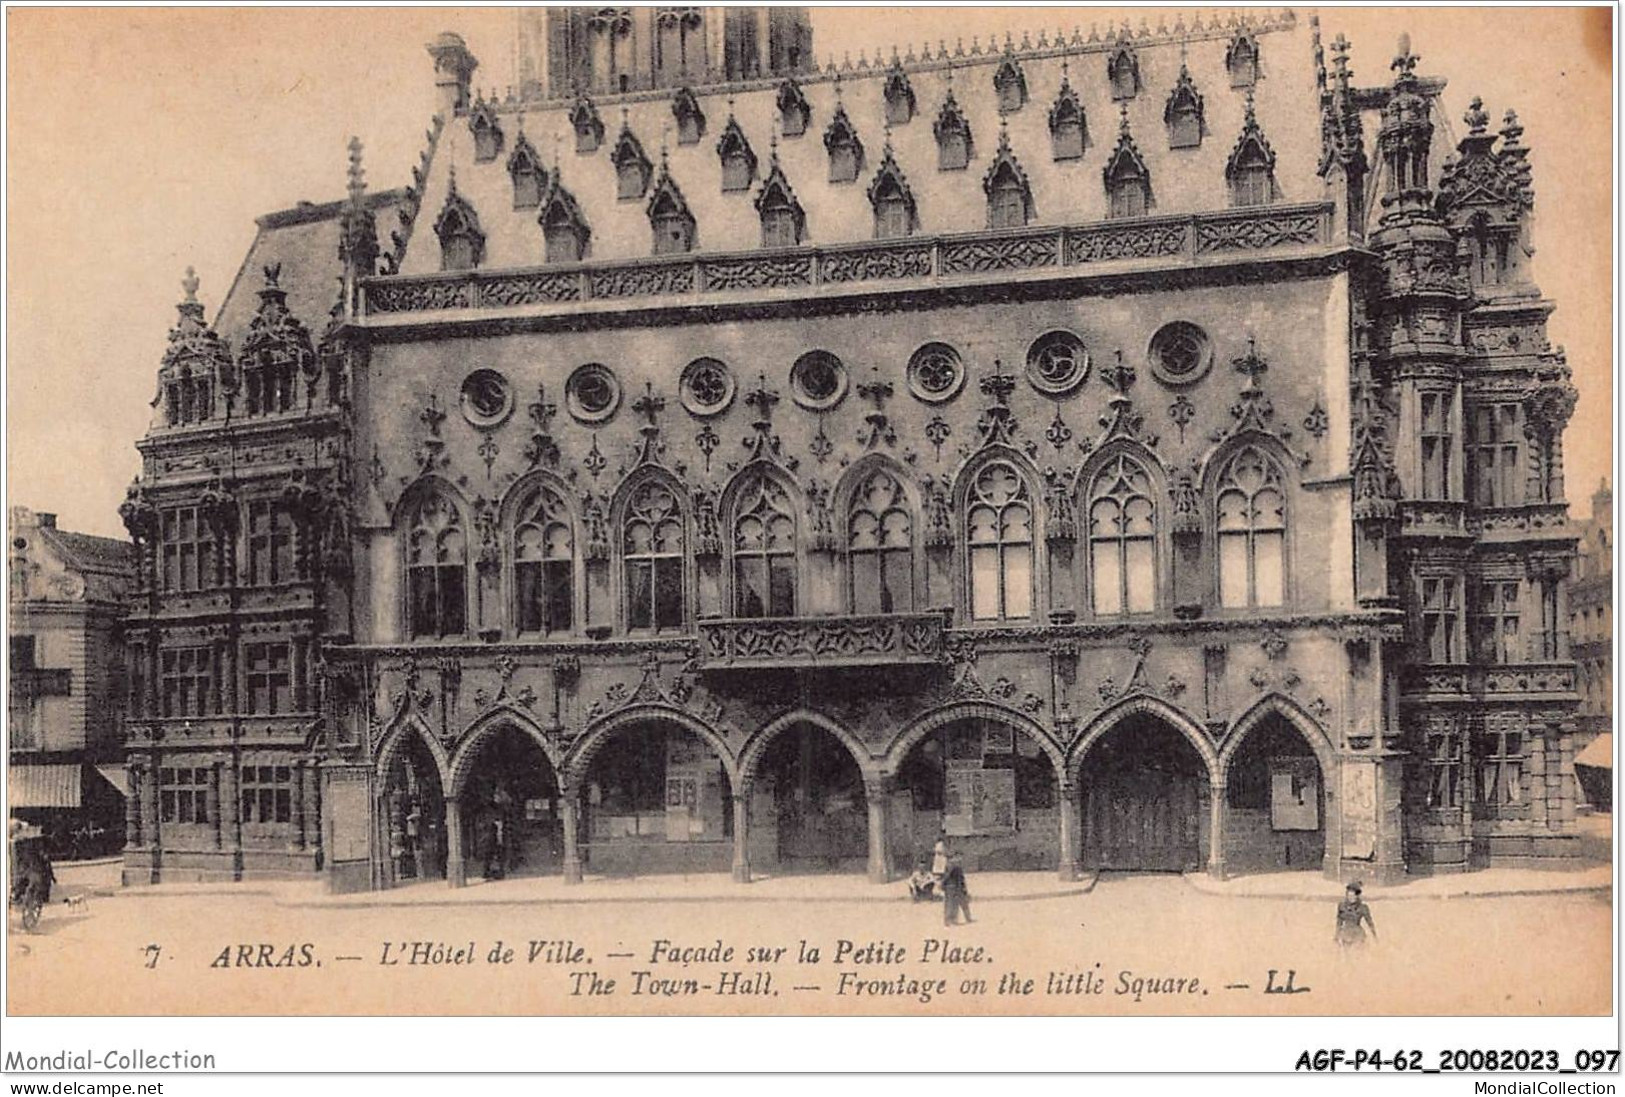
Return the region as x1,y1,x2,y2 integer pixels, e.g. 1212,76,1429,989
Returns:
1334,881,1377,950
941,853,973,926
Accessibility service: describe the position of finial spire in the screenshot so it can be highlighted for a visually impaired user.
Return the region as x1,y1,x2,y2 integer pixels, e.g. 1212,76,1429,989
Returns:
346,136,365,206
182,266,200,304
1465,96,1489,134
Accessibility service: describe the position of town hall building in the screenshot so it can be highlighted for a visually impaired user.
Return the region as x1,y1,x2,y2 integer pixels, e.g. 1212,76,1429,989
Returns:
119,7,1585,890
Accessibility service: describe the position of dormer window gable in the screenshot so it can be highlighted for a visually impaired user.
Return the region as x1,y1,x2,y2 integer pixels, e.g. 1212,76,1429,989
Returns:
469,98,504,163
983,128,1034,229
934,89,973,171
823,102,865,184
1107,46,1140,101
755,160,806,247
434,179,485,272
777,78,810,138
867,146,918,239
612,121,654,200
1226,96,1278,207
717,115,759,192
506,131,546,209
1164,64,1206,150
993,55,1027,114
1103,110,1152,219
1049,75,1086,161
572,96,605,153
672,87,706,145
1226,32,1260,89
647,166,696,256
539,178,591,264
883,61,916,126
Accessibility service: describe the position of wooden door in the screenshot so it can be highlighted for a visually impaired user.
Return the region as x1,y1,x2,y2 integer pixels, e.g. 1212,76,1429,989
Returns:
1083,769,1200,872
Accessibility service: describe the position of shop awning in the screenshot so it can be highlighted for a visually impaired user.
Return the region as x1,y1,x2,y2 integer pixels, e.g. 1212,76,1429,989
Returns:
1576,732,1613,770
94,765,130,796
8,764,81,809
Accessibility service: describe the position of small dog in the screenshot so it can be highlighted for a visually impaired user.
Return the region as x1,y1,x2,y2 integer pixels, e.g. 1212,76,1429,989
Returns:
62,894,88,913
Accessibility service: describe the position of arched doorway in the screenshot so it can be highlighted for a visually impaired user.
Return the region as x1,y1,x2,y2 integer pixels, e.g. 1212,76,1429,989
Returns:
382,732,447,886
894,718,1060,872
754,723,868,873
1222,713,1327,874
457,725,563,881
579,721,735,876
1078,714,1209,873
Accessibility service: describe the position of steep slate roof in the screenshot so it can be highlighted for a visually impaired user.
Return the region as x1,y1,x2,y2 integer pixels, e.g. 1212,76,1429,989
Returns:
37,527,135,578
392,12,1313,276
213,189,408,346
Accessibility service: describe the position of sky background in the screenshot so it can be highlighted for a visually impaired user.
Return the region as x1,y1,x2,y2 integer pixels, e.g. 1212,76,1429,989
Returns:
6,6,1613,538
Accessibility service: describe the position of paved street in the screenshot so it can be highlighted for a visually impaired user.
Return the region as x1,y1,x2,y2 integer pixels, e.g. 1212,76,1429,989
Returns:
8,866,1610,1016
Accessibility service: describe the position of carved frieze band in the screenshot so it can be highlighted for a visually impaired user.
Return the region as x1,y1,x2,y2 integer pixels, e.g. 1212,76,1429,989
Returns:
362,204,1333,315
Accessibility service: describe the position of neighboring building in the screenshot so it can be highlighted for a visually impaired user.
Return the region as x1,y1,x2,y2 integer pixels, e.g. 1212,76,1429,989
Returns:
8,506,135,858
121,9,1585,889
1571,479,1611,809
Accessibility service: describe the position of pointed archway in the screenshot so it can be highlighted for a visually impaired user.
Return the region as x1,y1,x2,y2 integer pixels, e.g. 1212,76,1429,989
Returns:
449,718,564,883
741,712,873,877
376,718,450,888
1216,695,1336,875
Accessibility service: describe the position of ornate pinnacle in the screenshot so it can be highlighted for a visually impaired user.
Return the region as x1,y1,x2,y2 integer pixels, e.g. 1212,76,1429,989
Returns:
347,136,366,205
1391,33,1418,79
1233,337,1268,389
263,262,282,289
1465,96,1490,134
744,372,779,421
1118,102,1131,134
1500,108,1525,148
632,380,665,427
181,266,200,305
980,357,1017,405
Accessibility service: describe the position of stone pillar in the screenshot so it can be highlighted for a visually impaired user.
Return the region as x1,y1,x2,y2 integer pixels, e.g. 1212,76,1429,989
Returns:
444,797,466,888
731,786,752,883
1057,780,1080,882
125,764,143,849
1208,777,1228,880
560,788,583,884
292,760,308,850
141,764,160,852
865,776,894,884
210,763,225,850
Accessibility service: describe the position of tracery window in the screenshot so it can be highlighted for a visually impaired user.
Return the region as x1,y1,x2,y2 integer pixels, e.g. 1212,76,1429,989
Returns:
623,479,685,632
1215,447,1286,609
1087,455,1156,616
731,471,797,618
966,462,1033,621
405,491,467,639
847,470,914,614
513,483,573,636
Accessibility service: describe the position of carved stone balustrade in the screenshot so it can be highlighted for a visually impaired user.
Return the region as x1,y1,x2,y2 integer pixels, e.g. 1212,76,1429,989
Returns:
1400,662,1577,701
359,203,1335,321
696,611,946,672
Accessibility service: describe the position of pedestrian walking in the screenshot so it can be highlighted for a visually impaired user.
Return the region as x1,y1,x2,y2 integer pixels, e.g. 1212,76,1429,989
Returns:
1334,881,1376,951
930,830,949,883
942,853,973,926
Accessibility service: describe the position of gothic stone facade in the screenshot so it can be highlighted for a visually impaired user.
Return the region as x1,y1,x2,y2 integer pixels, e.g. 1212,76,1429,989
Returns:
122,10,1582,889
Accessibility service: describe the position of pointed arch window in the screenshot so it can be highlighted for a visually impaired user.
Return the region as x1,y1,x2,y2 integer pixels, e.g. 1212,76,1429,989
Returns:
868,153,918,239
717,119,758,193
648,182,696,255
1087,455,1156,616
1108,48,1140,101
507,135,546,210
434,190,484,272
1049,88,1086,161
824,106,864,184
984,153,1033,230
884,65,916,126
1226,34,1260,88
967,462,1033,621
612,127,653,200
1105,144,1151,219
993,58,1027,114
572,97,605,154
1164,68,1205,150
778,79,810,138
1215,447,1287,609
1229,144,1275,207
469,100,504,163
731,471,797,618
935,95,972,171
406,491,467,638
540,183,591,264
513,482,573,636
672,87,706,145
848,469,915,614
623,479,685,632
756,166,805,247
